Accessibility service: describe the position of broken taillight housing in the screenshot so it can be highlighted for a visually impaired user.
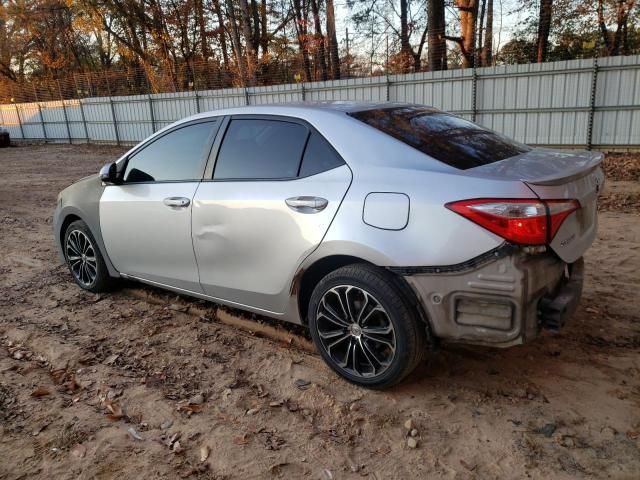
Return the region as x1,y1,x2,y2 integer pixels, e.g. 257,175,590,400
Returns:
445,198,580,245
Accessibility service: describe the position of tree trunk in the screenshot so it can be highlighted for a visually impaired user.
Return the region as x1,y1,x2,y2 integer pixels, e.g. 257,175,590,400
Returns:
535,0,553,63
196,0,209,61
400,0,413,71
611,0,635,56
427,0,447,71
238,0,258,84
212,0,230,69
325,0,340,79
260,0,269,56
310,0,328,81
225,0,250,85
478,0,485,60
453,0,477,68
481,0,493,66
293,0,312,81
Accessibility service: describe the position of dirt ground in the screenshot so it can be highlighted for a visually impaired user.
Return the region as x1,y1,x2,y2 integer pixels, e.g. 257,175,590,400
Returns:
0,144,639,480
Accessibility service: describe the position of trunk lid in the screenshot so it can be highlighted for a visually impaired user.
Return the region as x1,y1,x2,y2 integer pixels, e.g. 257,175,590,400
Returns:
472,148,604,263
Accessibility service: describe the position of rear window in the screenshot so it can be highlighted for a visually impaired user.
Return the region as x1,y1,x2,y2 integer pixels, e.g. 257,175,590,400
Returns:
348,106,530,170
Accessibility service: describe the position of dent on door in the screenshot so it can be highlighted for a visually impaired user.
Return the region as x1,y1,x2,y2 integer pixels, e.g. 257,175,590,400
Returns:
191,165,352,314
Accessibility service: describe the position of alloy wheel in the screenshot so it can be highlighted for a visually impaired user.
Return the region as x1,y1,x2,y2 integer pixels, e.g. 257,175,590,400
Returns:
316,285,397,378
65,230,98,286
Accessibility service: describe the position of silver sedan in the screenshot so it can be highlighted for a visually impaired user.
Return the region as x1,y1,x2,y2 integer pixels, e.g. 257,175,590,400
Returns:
53,102,603,388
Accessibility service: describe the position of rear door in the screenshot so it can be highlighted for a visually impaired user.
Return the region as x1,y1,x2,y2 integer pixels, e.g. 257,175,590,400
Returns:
192,116,352,314
100,120,219,291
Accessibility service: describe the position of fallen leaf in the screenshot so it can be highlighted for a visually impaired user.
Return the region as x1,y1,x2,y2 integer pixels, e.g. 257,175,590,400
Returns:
127,427,143,441
104,400,125,420
177,404,204,414
200,445,210,462
70,444,86,459
294,379,311,390
233,434,249,445
172,440,183,453
31,387,51,398
269,462,289,475
104,354,120,365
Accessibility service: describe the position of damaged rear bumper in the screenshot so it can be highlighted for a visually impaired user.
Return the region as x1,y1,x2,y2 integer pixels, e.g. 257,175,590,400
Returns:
394,245,583,347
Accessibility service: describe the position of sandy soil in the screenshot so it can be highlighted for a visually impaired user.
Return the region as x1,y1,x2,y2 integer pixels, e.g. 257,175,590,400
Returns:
0,144,639,479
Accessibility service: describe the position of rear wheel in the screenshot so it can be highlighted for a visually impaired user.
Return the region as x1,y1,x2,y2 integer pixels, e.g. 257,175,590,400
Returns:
64,220,115,292
308,264,427,389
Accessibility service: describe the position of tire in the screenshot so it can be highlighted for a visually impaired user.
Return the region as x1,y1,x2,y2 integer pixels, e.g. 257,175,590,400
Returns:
63,220,115,293
0,134,9,148
308,263,428,389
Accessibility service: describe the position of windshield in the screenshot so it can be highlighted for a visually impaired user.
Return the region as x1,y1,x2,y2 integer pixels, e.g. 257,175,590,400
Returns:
348,106,531,170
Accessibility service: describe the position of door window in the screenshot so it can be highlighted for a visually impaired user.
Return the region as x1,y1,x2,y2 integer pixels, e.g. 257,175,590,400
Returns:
213,119,308,180
124,122,216,182
299,132,345,177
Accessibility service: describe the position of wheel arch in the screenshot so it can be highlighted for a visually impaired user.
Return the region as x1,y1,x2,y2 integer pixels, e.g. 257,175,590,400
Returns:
59,213,82,251
56,207,120,278
296,253,433,343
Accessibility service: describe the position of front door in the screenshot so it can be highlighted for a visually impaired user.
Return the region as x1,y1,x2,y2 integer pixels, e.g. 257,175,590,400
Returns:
100,120,219,291
192,117,352,314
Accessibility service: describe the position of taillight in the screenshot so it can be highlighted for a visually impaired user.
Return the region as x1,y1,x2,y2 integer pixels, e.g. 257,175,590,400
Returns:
445,198,579,245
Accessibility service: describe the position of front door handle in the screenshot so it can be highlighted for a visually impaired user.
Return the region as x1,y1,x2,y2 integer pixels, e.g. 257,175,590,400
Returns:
285,196,328,213
163,197,190,208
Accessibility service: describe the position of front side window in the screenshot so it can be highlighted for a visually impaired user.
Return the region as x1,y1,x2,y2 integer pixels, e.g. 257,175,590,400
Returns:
349,107,531,170
124,122,216,182
214,119,308,180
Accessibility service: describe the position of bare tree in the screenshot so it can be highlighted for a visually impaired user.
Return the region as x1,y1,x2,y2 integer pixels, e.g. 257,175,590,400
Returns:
427,0,447,70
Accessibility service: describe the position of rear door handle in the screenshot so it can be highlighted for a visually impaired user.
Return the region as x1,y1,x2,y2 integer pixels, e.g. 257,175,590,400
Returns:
285,196,328,213
163,197,190,208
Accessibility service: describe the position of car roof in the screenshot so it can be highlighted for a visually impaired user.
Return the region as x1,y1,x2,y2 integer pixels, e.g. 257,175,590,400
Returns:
177,101,433,124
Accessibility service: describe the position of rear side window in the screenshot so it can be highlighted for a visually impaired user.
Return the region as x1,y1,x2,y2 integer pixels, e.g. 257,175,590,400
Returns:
124,122,216,182
349,107,530,170
214,119,308,179
299,132,345,177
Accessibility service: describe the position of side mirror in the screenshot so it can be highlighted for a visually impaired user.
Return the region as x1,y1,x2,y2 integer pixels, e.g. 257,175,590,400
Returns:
99,162,118,184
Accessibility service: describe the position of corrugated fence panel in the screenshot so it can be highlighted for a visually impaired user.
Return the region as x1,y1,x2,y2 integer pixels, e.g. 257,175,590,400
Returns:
63,100,88,140
199,88,246,111
390,69,473,115
151,92,199,131
249,83,303,104
1,55,639,148
306,77,387,102
82,97,118,142
594,55,640,146
0,105,23,138
113,94,154,142
18,103,45,139
40,101,68,140
476,59,594,145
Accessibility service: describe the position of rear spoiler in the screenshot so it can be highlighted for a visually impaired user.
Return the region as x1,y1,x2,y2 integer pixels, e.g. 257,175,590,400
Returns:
526,162,602,186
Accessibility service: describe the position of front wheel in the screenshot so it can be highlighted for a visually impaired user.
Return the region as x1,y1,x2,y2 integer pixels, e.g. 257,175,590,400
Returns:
308,264,428,389
64,220,115,292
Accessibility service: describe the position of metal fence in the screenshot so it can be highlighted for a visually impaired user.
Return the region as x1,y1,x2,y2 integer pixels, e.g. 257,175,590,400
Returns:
1,55,639,149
